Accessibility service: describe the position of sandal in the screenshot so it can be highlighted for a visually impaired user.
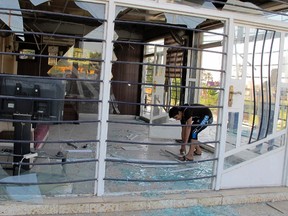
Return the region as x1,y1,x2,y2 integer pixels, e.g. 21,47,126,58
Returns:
175,139,183,143
178,155,194,161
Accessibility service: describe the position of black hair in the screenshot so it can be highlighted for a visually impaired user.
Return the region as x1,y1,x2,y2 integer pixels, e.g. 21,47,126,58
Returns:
169,106,180,118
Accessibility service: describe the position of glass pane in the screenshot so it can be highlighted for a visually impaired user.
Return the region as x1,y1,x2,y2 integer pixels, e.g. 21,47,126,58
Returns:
232,26,245,79
202,28,224,45
0,1,105,200
282,33,288,84
278,88,288,130
243,28,280,144
109,6,224,194
225,27,284,169
226,112,239,151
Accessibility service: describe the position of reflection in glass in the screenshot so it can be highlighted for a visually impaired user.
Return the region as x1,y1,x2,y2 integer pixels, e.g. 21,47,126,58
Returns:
278,88,288,130
282,33,288,84
226,112,239,151
243,28,280,144
232,26,245,80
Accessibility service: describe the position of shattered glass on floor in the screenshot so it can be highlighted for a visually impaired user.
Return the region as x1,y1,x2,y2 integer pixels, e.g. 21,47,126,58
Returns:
105,118,216,193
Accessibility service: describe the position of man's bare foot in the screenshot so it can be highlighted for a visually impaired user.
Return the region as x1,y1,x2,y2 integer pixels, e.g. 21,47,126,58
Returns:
194,146,202,155
194,150,202,155
180,148,186,155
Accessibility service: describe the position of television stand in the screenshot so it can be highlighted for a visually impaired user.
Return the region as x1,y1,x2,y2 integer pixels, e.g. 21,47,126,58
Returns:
13,113,32,175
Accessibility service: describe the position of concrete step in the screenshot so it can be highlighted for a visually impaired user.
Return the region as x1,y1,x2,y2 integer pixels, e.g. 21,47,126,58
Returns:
1,187,288,215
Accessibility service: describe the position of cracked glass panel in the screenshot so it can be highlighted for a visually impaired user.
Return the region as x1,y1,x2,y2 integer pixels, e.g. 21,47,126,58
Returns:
106,6,224,193
0,0,105,201
224,26,285,169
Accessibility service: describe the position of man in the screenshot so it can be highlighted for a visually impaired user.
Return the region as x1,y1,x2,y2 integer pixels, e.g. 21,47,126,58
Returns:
169,104,213,161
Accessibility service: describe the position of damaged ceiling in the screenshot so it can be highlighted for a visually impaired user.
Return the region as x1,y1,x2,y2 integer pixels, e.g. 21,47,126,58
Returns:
242,0,288,10
114,0,288,41
1,0,288,41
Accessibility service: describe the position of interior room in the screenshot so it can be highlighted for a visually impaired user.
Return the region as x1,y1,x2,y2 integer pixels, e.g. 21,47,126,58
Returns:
0,0,287,202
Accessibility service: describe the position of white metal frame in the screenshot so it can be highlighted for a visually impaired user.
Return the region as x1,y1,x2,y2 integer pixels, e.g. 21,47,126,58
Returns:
96,0,288,194
96,0,116,196
220,23,288,188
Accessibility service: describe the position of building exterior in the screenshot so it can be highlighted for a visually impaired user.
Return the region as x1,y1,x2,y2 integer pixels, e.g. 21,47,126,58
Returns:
0,0,287,202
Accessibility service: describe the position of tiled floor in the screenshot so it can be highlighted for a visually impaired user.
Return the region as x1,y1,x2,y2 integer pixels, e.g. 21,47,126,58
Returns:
0,114,282,202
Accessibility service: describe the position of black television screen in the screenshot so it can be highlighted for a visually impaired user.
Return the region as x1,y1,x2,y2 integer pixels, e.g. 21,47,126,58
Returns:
0,75,65,121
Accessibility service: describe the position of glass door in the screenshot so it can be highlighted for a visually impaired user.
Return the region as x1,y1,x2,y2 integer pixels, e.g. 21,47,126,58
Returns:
140,39,167,123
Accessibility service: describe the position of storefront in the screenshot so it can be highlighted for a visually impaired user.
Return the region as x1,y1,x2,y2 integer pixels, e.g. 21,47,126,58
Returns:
0,0,287,201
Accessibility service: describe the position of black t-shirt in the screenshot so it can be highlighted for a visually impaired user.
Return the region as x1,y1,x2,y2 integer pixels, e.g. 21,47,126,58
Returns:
180,104,212,124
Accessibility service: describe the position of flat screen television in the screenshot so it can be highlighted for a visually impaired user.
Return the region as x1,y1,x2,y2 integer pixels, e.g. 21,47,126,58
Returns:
0,75,65,122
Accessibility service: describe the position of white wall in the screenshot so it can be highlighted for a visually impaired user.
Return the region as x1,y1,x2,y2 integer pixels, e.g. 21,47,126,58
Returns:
221,149,285,189
149,120,181,139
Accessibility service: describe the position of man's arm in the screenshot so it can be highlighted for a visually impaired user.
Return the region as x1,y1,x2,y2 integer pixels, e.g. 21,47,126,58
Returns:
183,117,192,144
181,126,185,142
